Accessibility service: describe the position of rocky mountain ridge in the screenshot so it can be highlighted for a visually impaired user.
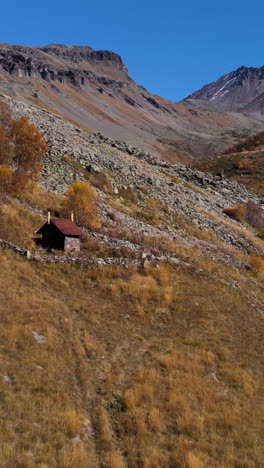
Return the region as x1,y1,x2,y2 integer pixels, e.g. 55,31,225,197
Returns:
186,65,264,114
0,44,129,81
0,44,263,162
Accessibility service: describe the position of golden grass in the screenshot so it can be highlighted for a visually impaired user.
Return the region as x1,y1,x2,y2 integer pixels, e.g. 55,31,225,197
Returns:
19,182,62,214
0,198,264,466
118,347,264,467
0,202,42,249
0,246,264,466
249,255,264,277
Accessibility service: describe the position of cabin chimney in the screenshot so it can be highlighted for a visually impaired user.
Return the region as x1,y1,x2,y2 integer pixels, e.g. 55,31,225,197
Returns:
48,211,51,224
71,212,74,222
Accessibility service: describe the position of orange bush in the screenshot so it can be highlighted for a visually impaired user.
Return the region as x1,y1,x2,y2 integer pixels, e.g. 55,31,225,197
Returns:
63,180,100,230
223,204,246,222
236,161,244,169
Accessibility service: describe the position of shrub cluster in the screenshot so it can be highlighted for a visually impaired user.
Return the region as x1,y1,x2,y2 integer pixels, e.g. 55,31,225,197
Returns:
227,131,264,154
223,204,246,222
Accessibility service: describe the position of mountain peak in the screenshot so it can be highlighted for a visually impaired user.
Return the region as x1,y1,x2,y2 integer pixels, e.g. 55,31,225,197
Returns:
185,65,264,109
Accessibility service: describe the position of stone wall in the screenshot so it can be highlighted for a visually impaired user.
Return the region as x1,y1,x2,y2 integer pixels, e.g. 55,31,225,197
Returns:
64,237,80,253
0,239,30,258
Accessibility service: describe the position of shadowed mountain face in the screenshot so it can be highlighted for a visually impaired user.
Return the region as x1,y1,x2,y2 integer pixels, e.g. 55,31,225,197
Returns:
0,44,264,162
186,65,264,114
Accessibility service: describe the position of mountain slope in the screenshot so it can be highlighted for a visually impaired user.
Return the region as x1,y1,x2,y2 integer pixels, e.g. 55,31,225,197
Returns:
0,44,263,162
241,91,264,114
194,130,264,194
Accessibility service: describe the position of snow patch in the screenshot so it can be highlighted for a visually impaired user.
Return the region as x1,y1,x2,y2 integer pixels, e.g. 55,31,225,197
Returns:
210,78,236,101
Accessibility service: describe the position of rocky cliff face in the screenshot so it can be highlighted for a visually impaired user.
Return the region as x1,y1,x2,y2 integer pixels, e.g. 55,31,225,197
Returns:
185,65,264,113
0,43,129,85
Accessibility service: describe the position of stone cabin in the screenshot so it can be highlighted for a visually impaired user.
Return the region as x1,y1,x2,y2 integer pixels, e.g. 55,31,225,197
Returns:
36,215,82,253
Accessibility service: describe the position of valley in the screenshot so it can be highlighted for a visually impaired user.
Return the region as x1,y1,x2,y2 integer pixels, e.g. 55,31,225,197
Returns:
0,44,264,468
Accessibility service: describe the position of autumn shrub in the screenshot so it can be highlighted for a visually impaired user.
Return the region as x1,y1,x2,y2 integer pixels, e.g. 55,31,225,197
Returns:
62,180,100,230
234,159,252,172
227,132,264,153
223,204,246,222
0,102,47,193
248,255,264,276
236,160,244,170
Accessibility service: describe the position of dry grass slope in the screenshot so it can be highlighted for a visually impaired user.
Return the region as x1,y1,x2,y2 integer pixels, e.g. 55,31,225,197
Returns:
0,198,264,467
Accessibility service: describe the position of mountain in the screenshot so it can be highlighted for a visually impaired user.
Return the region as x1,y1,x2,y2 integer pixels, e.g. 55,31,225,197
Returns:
0,44,263,162
185,65,264,114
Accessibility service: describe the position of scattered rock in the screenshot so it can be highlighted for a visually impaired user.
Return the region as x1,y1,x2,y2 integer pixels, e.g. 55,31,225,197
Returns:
69,435,81,444
122,314,130,320
2,375,15,383
211,372,220,382
32,331,47,344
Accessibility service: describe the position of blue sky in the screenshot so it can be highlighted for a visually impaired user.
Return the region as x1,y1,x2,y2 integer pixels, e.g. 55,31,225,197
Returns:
1,0,263,101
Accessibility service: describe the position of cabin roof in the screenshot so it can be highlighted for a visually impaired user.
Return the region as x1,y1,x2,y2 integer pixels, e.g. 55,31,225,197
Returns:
37,218,82,236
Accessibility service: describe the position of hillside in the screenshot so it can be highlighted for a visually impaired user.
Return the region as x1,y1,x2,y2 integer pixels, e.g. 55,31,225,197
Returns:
0,44,264,163
195,131,264,195
0,92,264,467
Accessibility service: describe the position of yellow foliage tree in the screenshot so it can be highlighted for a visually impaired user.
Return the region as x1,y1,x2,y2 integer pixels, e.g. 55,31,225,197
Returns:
11,116,47,184
63,181,100,230
0,102,47,194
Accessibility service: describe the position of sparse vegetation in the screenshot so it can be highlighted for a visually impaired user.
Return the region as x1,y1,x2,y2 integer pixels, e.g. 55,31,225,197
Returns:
195,131,264,195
